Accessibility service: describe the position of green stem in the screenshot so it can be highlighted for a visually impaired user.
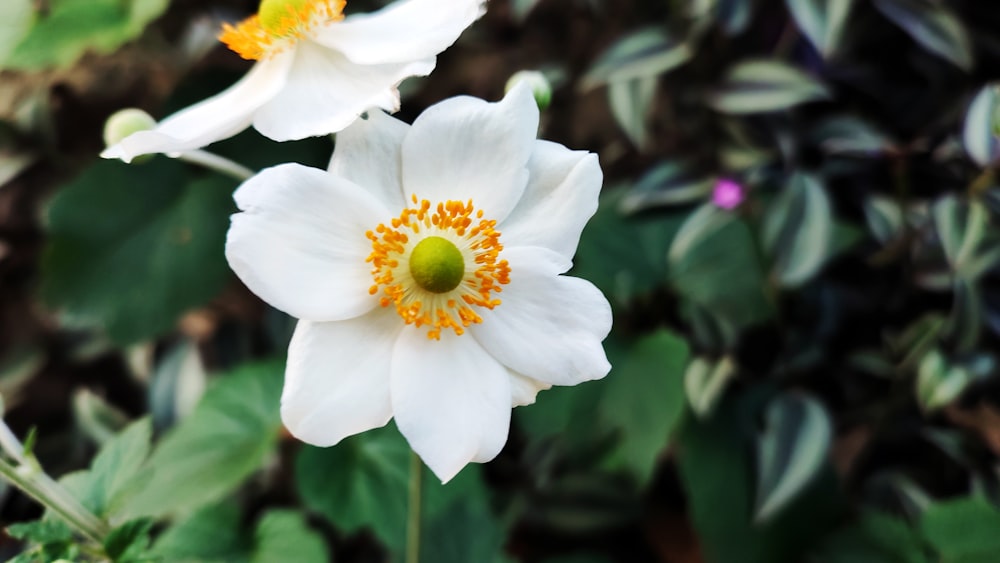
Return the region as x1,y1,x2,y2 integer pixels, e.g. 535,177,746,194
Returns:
178,150,254,181
0,457,107,543
405,450,423,563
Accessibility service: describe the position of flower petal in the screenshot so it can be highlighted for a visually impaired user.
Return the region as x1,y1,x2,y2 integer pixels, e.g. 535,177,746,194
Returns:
226,163,389,321
327,109,409,212
401,82,538,221
101,53,293,162
471,246,612,386
391,329,512,483
253,41,434,141
500,141,603,260
312,0,485,65
281,310,401,446
510,372,552,407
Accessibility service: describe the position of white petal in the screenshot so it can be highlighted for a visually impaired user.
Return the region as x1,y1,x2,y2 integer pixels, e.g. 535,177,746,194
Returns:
510,372,552,407
327,110,409,212
101,53,293,162
391,330,512,483
281,310,401,446
312,0,485,65
471,246,612,386
226,163,390,321
253,40,434,141
401,82,539,221
500,141,603,260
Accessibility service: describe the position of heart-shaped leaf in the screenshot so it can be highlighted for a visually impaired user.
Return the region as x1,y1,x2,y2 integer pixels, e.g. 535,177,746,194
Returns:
754,393,833,523
710,60,830,114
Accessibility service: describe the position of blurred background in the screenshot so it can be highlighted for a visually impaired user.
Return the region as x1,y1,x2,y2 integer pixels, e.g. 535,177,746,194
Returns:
2,0,1000,561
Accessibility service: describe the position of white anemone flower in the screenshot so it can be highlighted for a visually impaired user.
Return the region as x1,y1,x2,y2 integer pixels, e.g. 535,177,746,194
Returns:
102,0,486,163
225,83,612,482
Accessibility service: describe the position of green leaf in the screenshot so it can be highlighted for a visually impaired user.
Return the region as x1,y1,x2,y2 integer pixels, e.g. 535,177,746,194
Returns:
685,356,736,419
893,313,947,371
41,158,235,345
916,349,972,412
784,0,855,57
7,520,73,544
82,417,153,520
419,499,510,563
600,329,690,482
251,510,328,563
921,497,1000,562
607,77,657,150
754,393,833,523
581,27,692,90
946,279,983,353
963,85,1000,167
5,0,170,69
122,360,284,519
668,203,773,329
0,0,33,67
812,510,930,563
714,0,753,35
150,501,250,562
103,519,153,562
515,376,606,447
933,195,988,274
873,0,973,70
811,116,896,156
763,173,834,287
619,162,714,214
296,423,488,552
678,393,843,563
863,195,904,244
710,60,830,114
5,520,78,563
574,190,684,308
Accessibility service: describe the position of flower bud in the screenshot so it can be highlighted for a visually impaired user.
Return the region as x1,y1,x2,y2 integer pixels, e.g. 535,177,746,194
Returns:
103,108,156,148
103,109,157,164
505,70,552,112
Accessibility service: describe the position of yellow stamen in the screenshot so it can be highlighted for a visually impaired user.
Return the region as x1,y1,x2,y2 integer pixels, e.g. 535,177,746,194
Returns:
219,0,346,61
367,197,512,340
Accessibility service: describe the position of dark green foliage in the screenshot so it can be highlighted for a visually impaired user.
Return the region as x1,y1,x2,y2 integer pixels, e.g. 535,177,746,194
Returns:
5,0,1000,561
41,158,236,345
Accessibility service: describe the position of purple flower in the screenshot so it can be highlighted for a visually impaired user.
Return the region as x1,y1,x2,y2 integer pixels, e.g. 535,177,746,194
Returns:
712,178,745,210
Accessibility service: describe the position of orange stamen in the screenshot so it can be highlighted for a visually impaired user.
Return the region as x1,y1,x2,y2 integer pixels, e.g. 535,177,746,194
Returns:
219,0,346,61
367,198,512,340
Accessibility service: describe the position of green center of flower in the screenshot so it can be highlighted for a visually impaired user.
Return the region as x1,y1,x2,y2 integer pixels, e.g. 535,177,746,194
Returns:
409,236,465,294
258,0,312,33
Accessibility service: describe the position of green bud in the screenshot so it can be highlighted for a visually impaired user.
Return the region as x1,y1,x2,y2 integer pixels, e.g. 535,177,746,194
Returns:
409,236,465,294
103,108,155,147
505,70,553,111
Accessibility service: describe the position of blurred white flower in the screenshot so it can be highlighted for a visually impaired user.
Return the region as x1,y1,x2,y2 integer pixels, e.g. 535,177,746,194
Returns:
225,84,612,482
102,0,485,163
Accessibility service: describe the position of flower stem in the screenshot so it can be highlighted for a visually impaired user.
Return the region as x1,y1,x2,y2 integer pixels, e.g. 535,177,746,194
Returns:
406,450,423,563
0,457,107,543
178,150,254,182
0,420,109,543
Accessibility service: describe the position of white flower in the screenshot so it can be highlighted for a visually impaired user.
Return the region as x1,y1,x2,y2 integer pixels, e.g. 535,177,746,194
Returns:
102,0,485,163
225,83,612,482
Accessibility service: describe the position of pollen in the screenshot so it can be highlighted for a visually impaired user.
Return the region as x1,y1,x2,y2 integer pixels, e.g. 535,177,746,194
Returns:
219,0,347,61
367,196,511,340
